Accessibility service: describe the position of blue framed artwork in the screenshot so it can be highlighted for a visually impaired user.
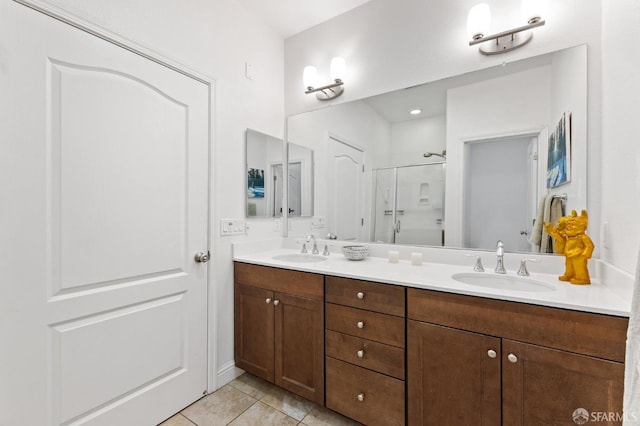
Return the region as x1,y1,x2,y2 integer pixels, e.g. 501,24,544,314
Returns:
547,112,571,188
247,168,265,198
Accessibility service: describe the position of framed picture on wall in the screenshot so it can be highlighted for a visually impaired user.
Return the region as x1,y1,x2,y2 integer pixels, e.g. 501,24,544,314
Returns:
247,168,265,198
546,112,572,188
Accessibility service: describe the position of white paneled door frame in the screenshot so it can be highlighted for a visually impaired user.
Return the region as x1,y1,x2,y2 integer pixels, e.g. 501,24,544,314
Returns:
1,1,217,425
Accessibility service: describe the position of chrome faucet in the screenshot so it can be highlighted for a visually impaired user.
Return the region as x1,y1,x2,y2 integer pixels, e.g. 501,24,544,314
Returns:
495,240,506,274
306,235,319,254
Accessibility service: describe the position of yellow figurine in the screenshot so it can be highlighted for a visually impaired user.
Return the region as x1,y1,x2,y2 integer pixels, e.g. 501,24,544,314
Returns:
544,209,594,285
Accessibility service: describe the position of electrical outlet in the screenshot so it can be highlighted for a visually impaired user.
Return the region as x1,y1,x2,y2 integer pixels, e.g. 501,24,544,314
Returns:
310,217,325,230
220,218,246,236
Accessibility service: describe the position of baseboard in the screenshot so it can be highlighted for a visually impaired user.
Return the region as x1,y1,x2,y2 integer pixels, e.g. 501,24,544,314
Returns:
215,361,244,391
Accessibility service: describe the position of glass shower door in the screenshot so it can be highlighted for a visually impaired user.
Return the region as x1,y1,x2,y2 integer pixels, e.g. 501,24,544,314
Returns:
373,164,445,245
394,164,445,246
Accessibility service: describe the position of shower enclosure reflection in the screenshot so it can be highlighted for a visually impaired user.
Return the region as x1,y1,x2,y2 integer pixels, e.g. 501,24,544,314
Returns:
374,162,446,245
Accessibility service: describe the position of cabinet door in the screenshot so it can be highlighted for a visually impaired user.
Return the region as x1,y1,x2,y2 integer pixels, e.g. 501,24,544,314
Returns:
234,284,275,381
274,292,324,405
407,320,501,425
503,340,624,425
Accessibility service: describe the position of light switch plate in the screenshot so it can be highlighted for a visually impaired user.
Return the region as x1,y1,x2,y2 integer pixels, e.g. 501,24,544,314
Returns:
220,218,246,236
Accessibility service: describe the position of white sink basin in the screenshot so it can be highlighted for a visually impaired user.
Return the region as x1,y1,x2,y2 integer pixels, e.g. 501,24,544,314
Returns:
451,273,556,293
272,253,328,263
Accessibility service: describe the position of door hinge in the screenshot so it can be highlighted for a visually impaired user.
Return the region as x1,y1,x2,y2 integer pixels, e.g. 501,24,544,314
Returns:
361,218,364,226
362,165,365,172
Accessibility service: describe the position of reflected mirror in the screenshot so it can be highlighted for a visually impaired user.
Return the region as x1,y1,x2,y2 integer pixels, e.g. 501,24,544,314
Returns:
287,44,587,252
288,141,314,217
246,129,283,218
246,129,314,218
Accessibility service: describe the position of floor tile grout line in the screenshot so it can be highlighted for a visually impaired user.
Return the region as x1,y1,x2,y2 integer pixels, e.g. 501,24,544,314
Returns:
177,412,199,426
222,397,261,425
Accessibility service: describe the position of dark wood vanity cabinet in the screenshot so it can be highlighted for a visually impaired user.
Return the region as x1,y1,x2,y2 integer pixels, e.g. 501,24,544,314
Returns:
325,276,406,426
234,263,324,405
234,262,629,425
407,288,628,425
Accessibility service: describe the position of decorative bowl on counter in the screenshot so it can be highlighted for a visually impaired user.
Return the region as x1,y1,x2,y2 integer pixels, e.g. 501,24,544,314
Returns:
342,245,368,261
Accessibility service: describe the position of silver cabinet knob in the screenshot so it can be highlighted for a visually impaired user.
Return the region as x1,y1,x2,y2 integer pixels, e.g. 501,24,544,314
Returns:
273,300,280,306
357,292,365,300
265,298,272,304
194,251,210,263
508,353,518,363
356,321,364,329
487,349,497,358
357,393,365,402
357,350,365,358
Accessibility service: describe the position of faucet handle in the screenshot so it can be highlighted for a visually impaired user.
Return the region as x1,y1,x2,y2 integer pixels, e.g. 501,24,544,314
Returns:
466,254,485,272
517,258,539,276
301,243,308,254
323,244,330,256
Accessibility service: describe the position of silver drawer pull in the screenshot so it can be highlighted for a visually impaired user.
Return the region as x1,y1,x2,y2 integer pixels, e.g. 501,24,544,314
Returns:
357,292,365,299
357,349,365,358
487,349,497,358
265,298,272,304
356,321,364,329
273,299,280,306
508,353,518,363
357,393,365,402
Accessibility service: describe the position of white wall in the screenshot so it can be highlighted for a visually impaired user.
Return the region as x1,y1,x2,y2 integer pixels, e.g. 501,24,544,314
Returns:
287,101,391,238
445,67,551,246
549,45,588,214
40,0,286,386
601,0,640,274
389,115,446,166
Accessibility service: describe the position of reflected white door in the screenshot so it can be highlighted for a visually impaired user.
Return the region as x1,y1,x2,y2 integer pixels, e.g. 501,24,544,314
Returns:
327,136,364,241
464,137,533,251
0,3,209,425
288,162,302,217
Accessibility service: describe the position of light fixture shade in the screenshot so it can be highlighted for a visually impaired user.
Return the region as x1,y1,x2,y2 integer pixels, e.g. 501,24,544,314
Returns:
329,57,346,82
467,3,491,40
521,0,548,23
303,66,318,90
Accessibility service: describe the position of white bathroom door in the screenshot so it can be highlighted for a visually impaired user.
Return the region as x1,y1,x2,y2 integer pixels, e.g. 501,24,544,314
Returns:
0,2,210,425
327,136,364,240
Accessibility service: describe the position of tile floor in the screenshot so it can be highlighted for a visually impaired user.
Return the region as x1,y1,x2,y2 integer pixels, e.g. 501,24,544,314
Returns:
158,373,362,426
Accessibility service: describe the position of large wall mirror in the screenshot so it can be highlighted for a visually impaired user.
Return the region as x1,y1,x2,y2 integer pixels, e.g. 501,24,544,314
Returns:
246,129,314,218
287,44,587,252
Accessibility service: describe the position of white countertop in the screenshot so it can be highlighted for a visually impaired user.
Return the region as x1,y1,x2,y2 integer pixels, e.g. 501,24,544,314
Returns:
232,239,632,317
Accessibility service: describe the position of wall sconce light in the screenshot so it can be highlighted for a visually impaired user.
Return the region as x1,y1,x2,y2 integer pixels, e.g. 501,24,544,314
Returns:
467,0,547,55
303,57,346,101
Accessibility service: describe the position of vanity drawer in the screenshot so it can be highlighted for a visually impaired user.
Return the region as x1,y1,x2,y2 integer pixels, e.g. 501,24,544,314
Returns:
326,357,405,426
407,288,629,362
234,262,323,301
326,330,404,380
326,303,405,348
326,276,405,316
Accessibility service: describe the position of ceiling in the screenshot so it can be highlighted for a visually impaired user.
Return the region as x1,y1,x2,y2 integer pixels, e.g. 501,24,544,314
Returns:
363,52,554,123
236,0,373,38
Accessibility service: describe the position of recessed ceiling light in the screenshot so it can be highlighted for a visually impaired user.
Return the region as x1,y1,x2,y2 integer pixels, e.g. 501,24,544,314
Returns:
410,109,422,115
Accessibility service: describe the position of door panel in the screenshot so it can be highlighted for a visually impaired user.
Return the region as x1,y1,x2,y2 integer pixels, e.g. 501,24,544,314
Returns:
327,137,364,241
274,292,324,404
234,285,275,381
503,340,624,425
407,320,501,425
0,2,210,425
51,61,188,293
